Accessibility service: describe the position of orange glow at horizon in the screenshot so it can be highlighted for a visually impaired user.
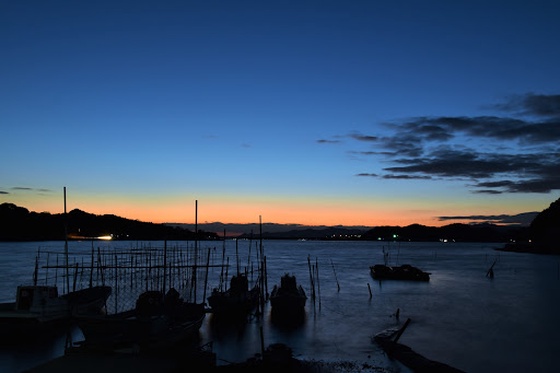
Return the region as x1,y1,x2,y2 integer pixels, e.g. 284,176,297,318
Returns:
3,191,543,228
62,198,450,227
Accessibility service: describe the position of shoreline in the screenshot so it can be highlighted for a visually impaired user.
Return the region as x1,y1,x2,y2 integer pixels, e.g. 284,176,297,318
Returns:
25,339,465,373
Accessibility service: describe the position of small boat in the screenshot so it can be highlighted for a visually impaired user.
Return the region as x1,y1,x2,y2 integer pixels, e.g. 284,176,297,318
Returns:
269,274,307,320
207,273,260,319
0,284,112,340
370,264,430,281
0,188,112,340
76,288,206,353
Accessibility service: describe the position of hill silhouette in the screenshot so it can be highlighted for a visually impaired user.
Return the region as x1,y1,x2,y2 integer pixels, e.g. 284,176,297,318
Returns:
0,203,218,241
0,202,537,243
361,222,524,243
501,197,560,254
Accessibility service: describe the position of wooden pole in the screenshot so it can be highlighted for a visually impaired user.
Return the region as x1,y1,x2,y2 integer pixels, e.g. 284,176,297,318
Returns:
367,283,372,298
193,200,198,303
114,254,118,314
63,187,70,294
220,245,226,291
393,318,411,343
331,259,340,292
235,234,240,275
203,247,211,303
89,243,94,288
307,255,316,302
72,263,79,292
33,252,39,286
315,257,321,309
163,240,167,293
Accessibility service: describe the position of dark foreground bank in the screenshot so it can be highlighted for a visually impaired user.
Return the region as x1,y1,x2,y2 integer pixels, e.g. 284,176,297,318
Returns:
25,340,464,373
25,343,384,373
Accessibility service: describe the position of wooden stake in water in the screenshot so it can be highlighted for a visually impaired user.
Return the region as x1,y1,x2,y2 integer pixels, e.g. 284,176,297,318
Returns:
315,257,321,309
331,259,340,292
63,186,70,294
307,255,316,303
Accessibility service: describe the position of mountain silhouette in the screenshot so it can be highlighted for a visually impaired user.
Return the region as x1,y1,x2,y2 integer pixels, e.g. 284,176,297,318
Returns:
501,197,560,254
2,199,558,245
0,203,218,241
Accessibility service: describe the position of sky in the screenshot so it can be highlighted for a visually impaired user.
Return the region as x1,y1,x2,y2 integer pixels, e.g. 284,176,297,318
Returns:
1,0,559,227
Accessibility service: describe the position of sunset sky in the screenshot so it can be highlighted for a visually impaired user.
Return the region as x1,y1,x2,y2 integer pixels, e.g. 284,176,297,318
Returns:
1,1,559,227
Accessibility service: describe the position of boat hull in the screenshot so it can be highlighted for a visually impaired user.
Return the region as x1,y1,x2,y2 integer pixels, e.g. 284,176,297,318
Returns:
370,264,430,281
0,285,112,342
77,311,205,352
77,290,206,353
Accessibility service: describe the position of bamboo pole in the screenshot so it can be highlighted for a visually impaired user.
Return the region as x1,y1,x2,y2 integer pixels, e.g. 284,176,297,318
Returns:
89,244,94,288
307,255,316,301
63,187,70,294
163,240,167,293
114,254,118,314
193,200,198,303
315,257,321,309
331,259,340,292
203,247,211,303
235,234,240,275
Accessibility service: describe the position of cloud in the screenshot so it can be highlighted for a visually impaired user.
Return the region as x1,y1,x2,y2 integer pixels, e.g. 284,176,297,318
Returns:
323,93,560,194
382,174,432,180
356,173,378,177
493,93,560,118
350,133,378,142
438,212,539,226
317,139,341,144
10,187,54,193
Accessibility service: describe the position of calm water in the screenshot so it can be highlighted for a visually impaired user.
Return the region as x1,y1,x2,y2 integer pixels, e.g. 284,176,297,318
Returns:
1,240,559,373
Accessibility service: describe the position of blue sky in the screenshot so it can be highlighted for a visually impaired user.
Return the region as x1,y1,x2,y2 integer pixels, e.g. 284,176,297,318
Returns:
1,0,559,227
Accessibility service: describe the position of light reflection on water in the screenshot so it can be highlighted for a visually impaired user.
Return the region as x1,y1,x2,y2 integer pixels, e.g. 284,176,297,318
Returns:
1,240,559,373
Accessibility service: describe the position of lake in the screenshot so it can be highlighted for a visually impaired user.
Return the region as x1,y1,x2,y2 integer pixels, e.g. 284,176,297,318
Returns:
1,239,559,372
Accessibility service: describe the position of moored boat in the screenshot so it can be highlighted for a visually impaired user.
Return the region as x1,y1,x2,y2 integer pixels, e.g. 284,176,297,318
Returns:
269,274,307,321
76,288,206,353
207,273,260,320
370,264,430,281
0,284,111,340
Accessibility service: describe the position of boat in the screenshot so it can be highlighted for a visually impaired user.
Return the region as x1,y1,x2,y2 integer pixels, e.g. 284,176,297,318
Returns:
207,273,260,319
76,288,206,353
0,186,113,340
0,284,112,340
269,274,307,320
370,264,430,281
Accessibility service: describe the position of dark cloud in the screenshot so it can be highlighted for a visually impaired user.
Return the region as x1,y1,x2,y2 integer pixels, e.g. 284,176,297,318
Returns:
356,173,378,177
350,133,378,142
399,116,560,145
472,189,503,195
382,174,432,180
438,212,539,226
332,93,560,194
317,139,341,144
386,148,548,179
494,93,560,118
9,187,53,193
